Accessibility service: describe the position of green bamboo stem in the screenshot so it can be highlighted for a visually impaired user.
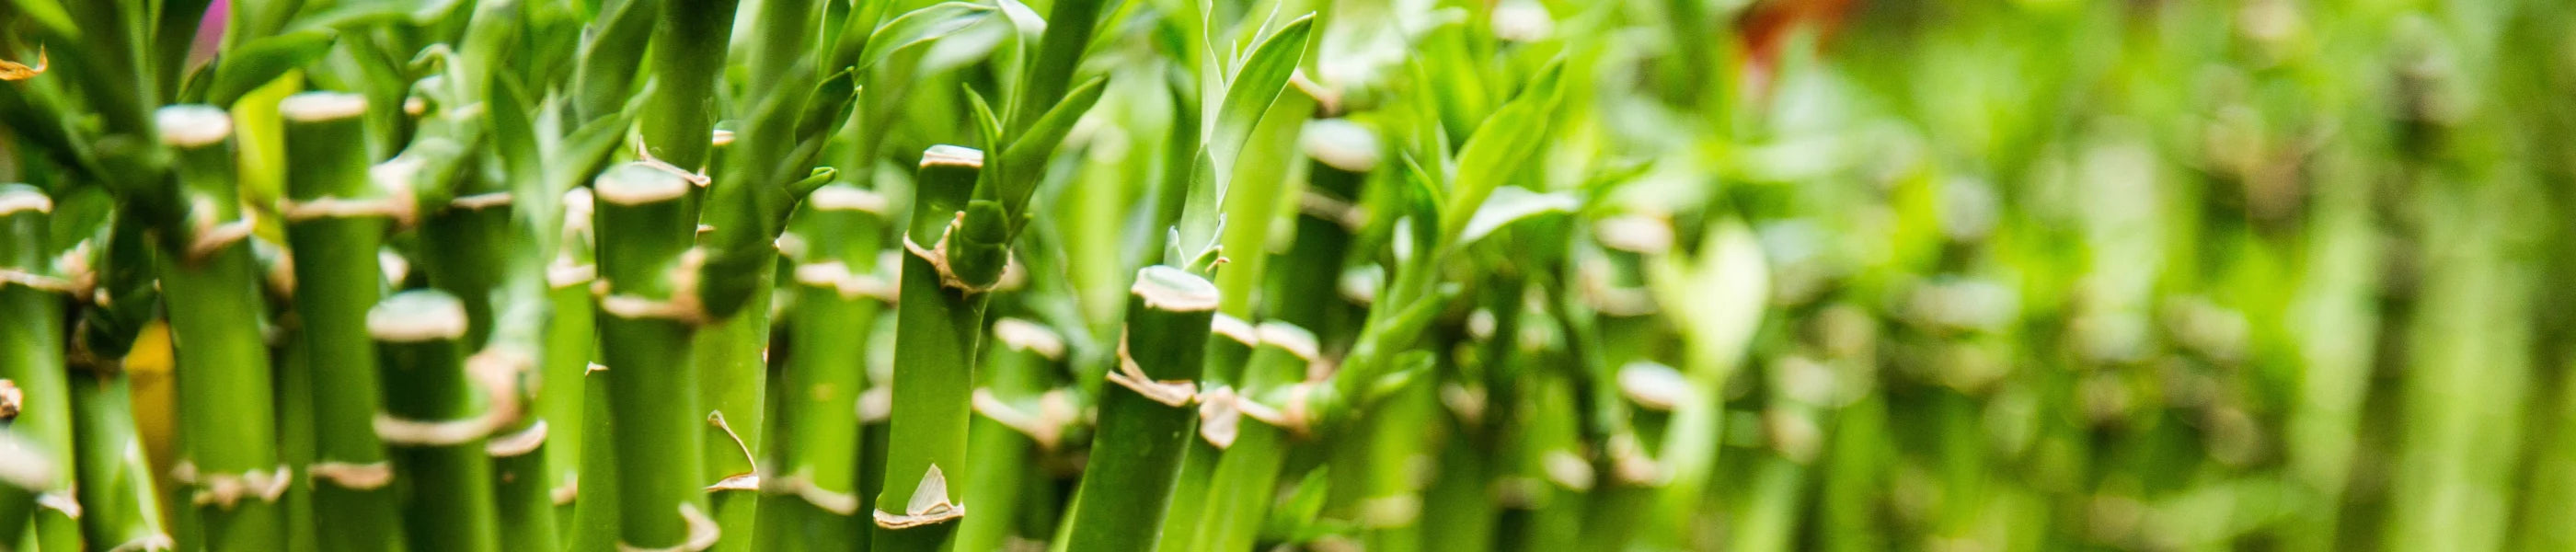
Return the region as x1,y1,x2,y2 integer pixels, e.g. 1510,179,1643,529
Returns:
1061,266,1221,550
153,105,287,552
956,318,1072,552
571,0,661,122
1191,322,1319,552
66,210,172,551
1008,0,1109,131
1268,119,1375,335
639,0,741,174
870,146,987,552
0,184,79,552
0,429,53,551
553,189,620,552
592,162,715,551
275,92,408,552
1153,315,1258,552
367,290,503,552
753,183,890,551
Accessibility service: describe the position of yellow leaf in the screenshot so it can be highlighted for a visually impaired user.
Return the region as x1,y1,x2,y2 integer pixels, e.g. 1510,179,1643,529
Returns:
0,46,47,81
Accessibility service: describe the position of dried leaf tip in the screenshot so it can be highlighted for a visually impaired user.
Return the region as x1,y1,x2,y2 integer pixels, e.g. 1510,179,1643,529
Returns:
279,92,370,121
1132,266,1220,312
367,291,471,342
155,106,235,147
875,465,965,528
0,46,43,80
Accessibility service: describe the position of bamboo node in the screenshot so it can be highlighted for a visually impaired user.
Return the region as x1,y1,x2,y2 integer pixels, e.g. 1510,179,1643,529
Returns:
707,410,757,482
0,379,17,420
1196,385,1242,449
1541,451,1595,491
280,195,408,222
1111,334,1200,408
1298,190,1368,232
857,386,892,422
183,218,254,264
793,261,895,301
184,465,292,509
807,186,889,213
616,502,721,552
767,469,860,514
0,436,51,489
101,535,174,552
903,218,1003,294
374,412,494,446
549,262,598,288
447,190,514,210
874,465,965,529
551,475,578,505
1211,314,1259,347
706,473,759,492
36,491,78,518
992,318,1066,360
0,270,73,293
1359,495,1421,528
972,388,1065,449
1616,362,1691,412
1131,266,1221,312
0,187,52,214
310,461,396,489
486,420,548,457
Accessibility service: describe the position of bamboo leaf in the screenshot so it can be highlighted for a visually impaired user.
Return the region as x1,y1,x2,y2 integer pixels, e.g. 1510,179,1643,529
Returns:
998,75,1107,216
1460,187,1579,247
1441,58,1564,245
1205,14,1313,167
201,29,339,107
858,2,998,73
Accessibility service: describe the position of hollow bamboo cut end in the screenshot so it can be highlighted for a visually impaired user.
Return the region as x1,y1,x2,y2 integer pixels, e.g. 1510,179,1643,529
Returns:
367,290,471,343
155,105,234,147
921,144,984,168
279,92,370,122
1132,266,1220,313
595,163,693,205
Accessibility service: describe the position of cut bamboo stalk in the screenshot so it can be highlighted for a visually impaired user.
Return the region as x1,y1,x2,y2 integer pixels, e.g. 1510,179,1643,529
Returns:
155,105,288,552
276,91,408,552
367,290,503,552
592,162,715,551
870,146,988,552
1061,266,1221,550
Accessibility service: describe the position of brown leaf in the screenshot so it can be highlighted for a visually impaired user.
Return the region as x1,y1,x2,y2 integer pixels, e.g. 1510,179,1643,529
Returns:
0,46,46,81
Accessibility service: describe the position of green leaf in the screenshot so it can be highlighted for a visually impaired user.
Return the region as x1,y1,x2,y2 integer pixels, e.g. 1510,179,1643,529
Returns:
961,85,1006,192
857,2,997,72
1441,58,1565,245
1205,14,1313,167
1460,186,1579,247
203,29,339,107
488,75,543,192
1260,467,1334,543
998,75,1106,214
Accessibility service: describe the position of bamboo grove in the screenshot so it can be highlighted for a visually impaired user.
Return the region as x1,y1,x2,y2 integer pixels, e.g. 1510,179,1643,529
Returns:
4,0,2574,550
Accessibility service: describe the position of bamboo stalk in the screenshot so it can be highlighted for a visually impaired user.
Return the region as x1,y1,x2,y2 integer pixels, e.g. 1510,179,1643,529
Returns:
66,211,173,551
592,162,714,551
1191,322,1320,552
0,183,79,552
1061,266,1221,550
1154,314,1258,552
275,91,407,552
367,290,503,552
154,105,288,552
753,183,890,551
870,146,987,552
955,317,1071,552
